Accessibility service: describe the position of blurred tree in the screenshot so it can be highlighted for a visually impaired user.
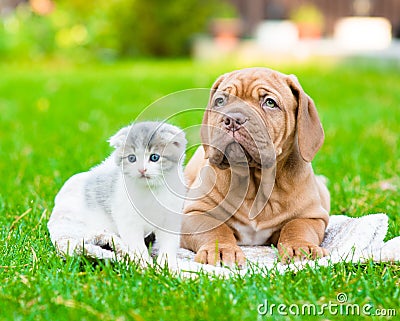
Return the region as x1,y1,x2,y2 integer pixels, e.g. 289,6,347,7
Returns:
0,0,234,60
111,0,222,57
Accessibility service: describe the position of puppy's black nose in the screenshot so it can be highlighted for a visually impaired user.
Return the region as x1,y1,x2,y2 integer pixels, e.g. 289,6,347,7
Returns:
223,113,248,131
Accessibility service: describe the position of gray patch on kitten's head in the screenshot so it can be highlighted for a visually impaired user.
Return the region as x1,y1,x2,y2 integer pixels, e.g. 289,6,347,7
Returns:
108,121,187,167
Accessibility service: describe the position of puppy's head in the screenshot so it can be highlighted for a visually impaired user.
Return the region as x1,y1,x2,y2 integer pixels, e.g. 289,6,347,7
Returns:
201,67,324,169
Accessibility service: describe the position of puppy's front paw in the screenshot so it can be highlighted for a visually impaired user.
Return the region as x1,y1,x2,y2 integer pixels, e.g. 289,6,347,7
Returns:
278,242,328,263
195,243,246,268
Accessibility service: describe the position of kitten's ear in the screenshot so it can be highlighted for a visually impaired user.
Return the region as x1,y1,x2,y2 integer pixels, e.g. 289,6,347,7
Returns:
108,126,130,149
174,133,187,151
166,129,187,150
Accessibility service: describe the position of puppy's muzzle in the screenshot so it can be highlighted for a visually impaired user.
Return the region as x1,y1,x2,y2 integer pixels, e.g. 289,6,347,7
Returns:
222,112,248,132
207,105,276,170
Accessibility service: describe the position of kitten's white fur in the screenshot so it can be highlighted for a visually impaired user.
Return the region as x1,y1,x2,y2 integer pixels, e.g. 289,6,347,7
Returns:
48,122,187,268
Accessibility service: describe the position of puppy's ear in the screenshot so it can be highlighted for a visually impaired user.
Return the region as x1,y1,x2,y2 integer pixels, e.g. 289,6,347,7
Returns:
108,126,130,149
201,74,226,159
287,75,324,162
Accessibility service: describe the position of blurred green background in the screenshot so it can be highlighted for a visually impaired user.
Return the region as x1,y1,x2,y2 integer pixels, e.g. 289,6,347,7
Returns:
0,0,235,61
1,1,399,320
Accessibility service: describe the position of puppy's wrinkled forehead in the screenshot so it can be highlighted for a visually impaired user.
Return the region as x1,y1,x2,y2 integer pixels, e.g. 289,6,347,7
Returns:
216,68,294,101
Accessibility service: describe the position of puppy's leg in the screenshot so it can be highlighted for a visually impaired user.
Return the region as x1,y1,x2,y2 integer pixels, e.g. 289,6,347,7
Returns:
315,175,331,213
277,218,328,262
181,213,246,267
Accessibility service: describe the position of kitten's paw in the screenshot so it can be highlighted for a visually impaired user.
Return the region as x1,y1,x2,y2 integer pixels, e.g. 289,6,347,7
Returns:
156,253,178,270
128,250,153,268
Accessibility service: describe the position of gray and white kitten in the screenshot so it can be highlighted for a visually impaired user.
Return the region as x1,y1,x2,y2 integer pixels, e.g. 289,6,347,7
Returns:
48,121,187,268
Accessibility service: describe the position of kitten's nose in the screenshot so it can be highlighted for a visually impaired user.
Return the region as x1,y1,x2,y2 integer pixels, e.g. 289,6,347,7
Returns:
138,168,147,175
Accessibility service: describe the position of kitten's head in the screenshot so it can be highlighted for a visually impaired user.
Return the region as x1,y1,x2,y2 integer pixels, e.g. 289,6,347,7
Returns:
108,121,187,186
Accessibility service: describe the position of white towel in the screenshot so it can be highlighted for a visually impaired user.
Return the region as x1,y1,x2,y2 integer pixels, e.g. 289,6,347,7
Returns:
48,213,400,277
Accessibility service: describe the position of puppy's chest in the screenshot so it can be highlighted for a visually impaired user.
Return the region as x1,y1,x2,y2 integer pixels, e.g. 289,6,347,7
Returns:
230,197,285,246
232,221,277,246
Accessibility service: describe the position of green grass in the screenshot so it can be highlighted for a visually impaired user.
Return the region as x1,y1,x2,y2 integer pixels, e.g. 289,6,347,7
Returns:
1,59,399,320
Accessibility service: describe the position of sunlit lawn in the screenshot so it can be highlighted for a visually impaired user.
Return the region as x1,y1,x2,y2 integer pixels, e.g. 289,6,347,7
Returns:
0,59,399,320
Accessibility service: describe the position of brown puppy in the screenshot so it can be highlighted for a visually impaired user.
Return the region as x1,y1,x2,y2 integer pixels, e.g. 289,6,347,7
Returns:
181,67,330,266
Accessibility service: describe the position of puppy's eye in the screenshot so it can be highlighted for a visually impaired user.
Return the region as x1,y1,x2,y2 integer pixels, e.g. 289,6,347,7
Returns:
214,96,225,107
127,154,136,163
149,153,160,162
262,97,278,109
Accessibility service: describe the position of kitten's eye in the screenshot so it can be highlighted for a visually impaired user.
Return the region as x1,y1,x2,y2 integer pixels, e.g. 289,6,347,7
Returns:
149,153,160,162
262,97,279,109
127,154,136,163
214,96,225,108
